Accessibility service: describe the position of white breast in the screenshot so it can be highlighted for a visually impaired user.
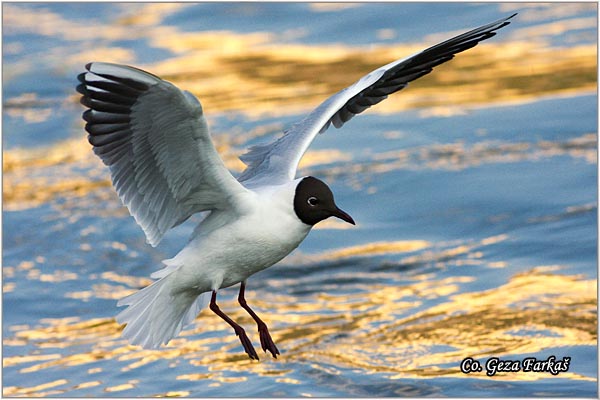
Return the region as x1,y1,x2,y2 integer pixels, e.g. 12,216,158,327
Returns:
167,180,311,293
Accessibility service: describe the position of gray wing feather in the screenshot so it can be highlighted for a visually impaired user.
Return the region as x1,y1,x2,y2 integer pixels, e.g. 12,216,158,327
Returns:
238,14,516,185
78,62,247,246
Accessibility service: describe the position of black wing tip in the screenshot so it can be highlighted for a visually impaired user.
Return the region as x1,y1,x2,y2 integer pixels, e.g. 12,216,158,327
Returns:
80,94,92,108
495,13,517,24
82,109,95,122
493,13,517,30
77,72,87,84
80,62,153,91
75,82,88,95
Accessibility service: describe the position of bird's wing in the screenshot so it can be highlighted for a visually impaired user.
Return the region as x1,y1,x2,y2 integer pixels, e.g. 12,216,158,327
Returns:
78,62,249,246
238,14,516,185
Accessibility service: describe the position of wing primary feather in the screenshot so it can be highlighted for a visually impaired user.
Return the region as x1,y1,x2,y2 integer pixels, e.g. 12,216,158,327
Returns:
78,85,137,106
83,109,130,124
87,129,131,147
90,134,132,155
80,96,131,114
86,71,152,92
79,61,247,246
86,122,130,135
237,14,516,184
81,78,144,97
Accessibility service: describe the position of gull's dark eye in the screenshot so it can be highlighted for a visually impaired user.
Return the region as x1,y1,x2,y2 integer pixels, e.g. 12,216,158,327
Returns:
307,196,319,206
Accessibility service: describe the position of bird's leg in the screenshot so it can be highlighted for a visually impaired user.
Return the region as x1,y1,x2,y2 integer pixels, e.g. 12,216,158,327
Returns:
209,290,259,360
238,281,280,358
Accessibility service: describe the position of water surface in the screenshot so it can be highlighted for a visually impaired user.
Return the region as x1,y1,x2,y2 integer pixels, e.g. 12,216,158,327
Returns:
2,2,597,397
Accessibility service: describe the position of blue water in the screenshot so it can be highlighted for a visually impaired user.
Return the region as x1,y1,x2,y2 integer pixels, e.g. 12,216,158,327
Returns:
2,2,597,397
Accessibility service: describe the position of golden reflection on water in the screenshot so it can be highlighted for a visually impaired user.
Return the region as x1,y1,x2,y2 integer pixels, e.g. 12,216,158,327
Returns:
3,4,597,396
3,132,596,212
148,39,596,119
132,5,597,118
3,4,597,212
4,3,598,119
3,234,596,396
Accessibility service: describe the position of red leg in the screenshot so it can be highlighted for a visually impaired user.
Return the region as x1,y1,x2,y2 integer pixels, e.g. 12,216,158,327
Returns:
238,281,280,358
209,290,259,360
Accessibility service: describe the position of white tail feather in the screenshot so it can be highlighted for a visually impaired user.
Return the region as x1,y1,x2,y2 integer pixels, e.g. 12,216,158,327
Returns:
183,292,211,326
150,258,180,279
116,276,211,349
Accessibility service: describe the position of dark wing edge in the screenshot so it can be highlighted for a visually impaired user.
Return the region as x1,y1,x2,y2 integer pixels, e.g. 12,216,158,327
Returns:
77,63,193,246
77,62,247,246
329,13,517,129
237,14,516,184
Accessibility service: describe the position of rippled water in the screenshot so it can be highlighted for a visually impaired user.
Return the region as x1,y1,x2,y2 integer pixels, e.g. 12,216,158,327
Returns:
2,2,598,397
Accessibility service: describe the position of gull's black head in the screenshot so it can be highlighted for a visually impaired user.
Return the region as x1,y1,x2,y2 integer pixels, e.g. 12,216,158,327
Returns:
293,176,355,226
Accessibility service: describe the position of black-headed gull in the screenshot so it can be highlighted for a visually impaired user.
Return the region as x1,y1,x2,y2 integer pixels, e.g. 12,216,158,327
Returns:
77,14,515,359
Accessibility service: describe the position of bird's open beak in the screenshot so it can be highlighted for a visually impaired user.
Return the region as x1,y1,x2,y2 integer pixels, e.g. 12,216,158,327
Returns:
332,206,355,225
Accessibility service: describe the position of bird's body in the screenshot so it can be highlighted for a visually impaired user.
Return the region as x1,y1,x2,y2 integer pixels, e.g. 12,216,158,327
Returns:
164,180,310,294
116,180,311,350
77,14,515,358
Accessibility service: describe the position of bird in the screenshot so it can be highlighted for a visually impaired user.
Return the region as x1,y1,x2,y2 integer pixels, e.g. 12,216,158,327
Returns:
77,14,515,359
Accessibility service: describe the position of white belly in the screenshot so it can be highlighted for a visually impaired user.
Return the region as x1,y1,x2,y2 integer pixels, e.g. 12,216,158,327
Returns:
167,198,311,294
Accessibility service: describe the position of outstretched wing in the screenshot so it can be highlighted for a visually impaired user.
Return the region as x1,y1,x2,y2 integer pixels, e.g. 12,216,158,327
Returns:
78,62,248,246
238,14,516,185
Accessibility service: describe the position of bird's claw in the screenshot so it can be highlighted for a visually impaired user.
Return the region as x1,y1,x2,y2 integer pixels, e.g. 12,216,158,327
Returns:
236,328,259,360
258,322,280,358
